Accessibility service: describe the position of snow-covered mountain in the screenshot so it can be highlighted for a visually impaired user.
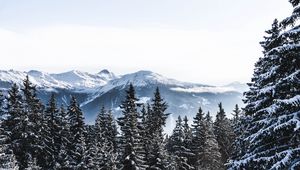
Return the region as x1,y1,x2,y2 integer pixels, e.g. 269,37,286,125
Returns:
0,69,116,91
0,69,246,128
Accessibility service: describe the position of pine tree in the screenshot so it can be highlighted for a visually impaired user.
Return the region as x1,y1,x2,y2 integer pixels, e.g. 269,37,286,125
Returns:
231,104,241,125
167,116,193,170
94,106,118,169
147,87,170,170
140,104,151,167
117,84,144,170
21,76,45,168
43,93,61,169
56,105,72,169
84,125,97,169
0,90,19,169
182,116,194,168
191,107,205,167
197,113,222,170
229,1,300,169
4,84,26,169
213,103,235,165
67,96,86,169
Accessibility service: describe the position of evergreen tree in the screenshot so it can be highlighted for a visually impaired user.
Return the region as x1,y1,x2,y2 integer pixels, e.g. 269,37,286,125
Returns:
197,113,222,170
0,90,19,169
229,2,300,169
21,76,44,169
43,93,61,169
147,87,170,169
213,103,235,165
191,107,205,167
117,84,144,170
84,125,97,169
231,104,241,125
94,106,118,169
167,116,193,170
67,96,86,169
4,84,27,169
56,105,72,169
140,104,151,167
182,116,194,167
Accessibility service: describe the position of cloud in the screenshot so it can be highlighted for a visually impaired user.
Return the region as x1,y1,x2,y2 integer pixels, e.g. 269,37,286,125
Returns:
170,86,236,93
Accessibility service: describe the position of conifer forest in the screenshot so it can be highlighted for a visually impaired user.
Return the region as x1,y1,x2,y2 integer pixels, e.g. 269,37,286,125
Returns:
1,0,300,170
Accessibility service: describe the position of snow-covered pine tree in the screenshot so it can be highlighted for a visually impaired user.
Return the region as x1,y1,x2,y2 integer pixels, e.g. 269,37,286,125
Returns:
197,113,222,170
56,105,72,169
84,125,97,169
43,93,61,169
21,76,44,169
106,110,118,153
228,1,300,169
229,20,282,167
147,87,170,170
94,106,118,169
213,103,235,165
231,104,241,125
167,116,194,170
140,104,151,168
4,84,26,169
0,90,19,170
182,116,194,168
93,106,106,169
117,84,145,170
190,107,205,167
67,96,86,169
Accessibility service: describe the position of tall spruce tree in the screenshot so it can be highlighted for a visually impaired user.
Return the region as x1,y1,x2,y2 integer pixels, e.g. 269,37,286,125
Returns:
182,116,194,168
213,103,235,165
21,76,45,169
67,96,86,169
228,1,300,169
191,107,205,167
147,87,170,169
197,113,222,170
0,90,19,169
140,104,151,167
43,93,61,169
84,125,97,169
4,84,27,169
56,105,72,169
117,84,145,170
94,106,118,169
231,104,241,125
167,116,194,170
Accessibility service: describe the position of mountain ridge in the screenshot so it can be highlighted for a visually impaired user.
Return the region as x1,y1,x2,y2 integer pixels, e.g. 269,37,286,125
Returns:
0,69,247,132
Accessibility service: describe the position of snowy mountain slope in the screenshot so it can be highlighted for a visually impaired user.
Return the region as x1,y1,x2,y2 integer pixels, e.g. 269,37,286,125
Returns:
0,69,115,91
79,70,244,123
0,69,246,125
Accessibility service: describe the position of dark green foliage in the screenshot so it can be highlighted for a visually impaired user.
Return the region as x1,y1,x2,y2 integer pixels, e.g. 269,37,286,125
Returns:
197,113,222,170
67,96,87,169
93,106,118,169
228,2,300,169
214,103,235,165
167,116,194,170
43,93,61,168
191,107,205,167
146,87,170,170
117,84,144,169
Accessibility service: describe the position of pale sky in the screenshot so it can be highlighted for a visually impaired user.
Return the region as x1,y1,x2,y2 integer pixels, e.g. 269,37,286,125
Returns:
0,0,293,85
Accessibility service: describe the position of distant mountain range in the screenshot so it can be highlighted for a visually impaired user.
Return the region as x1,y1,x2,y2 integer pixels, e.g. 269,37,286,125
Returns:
0,69,248,132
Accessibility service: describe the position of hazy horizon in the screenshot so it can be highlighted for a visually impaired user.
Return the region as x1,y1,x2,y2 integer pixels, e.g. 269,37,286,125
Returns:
0,0,293,85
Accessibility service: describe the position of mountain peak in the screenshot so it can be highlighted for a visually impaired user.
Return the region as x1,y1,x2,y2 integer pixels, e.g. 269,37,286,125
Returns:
99,69,110,74
98,69,116,80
